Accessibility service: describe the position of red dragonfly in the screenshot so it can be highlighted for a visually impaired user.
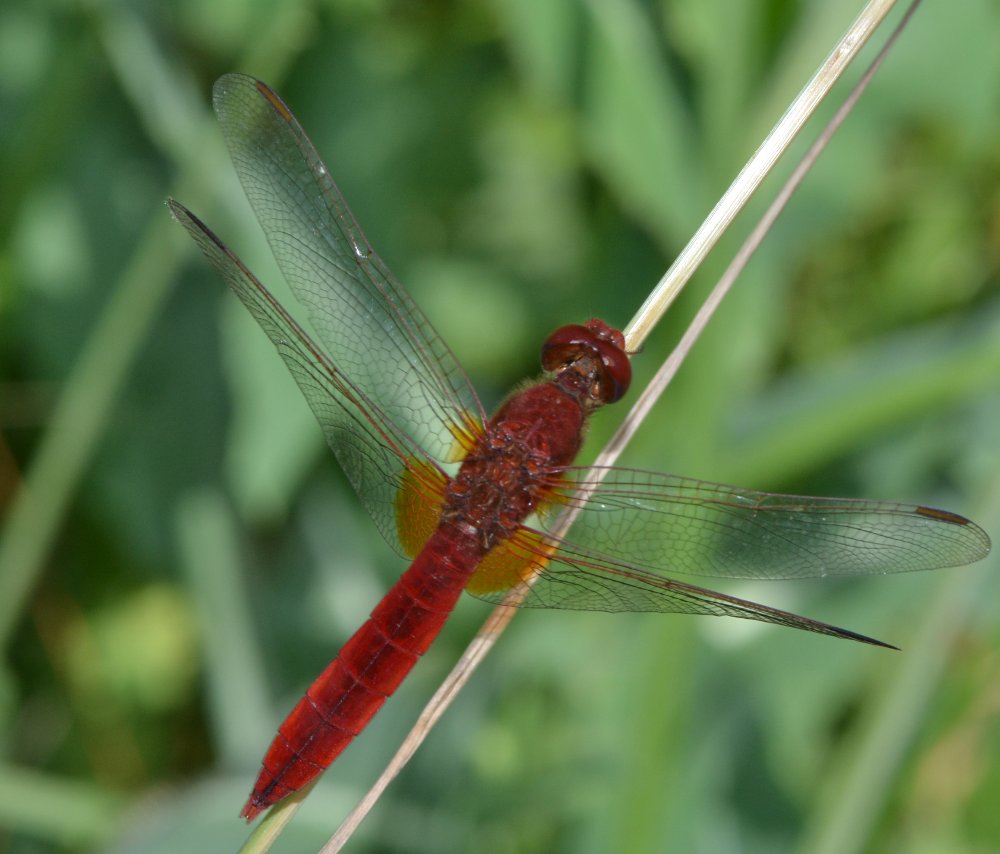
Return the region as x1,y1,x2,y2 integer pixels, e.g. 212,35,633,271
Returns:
168,74,990,822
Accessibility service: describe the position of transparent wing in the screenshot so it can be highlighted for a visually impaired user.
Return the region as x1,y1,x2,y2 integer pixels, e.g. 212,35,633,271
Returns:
535,467,990,580
170,73,488,553
213,74,483,459
168,200,450,553
466,472,987,643
211,72,484,463
466,530,897,647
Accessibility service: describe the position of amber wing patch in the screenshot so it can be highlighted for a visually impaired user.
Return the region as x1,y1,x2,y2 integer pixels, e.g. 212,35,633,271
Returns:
395,459,448,558
444,416,482,462
467,530,552,595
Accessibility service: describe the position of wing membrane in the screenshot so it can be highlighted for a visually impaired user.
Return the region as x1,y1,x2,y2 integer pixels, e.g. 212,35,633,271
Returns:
467,529,896,646
537,467,989,580
211,73,484,465
168,200,448,552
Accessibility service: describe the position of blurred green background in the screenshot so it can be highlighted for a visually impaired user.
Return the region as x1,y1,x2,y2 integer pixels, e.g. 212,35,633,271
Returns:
2,0,999,852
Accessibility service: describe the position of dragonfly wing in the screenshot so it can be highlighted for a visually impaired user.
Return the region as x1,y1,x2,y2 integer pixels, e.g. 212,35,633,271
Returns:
466,530,896,646
536,467,990,580
211,73,484,467
169,200,448,554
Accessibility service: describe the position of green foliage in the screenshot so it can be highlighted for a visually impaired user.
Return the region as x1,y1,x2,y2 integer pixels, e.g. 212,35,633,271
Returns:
1,0,998,852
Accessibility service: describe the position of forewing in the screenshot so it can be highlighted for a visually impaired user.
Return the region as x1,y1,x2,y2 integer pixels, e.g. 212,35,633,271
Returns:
537,467,990,580
211,73,484,464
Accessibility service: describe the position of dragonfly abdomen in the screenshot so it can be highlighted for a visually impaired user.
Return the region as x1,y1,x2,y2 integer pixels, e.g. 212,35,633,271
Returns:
241,523,483,820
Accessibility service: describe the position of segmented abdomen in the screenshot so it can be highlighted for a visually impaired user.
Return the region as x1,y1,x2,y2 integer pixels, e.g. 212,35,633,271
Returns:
240,523,481,820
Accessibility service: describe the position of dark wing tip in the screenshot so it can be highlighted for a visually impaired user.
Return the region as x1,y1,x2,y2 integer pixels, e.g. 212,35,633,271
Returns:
830,624,899,650
166,196,195,224
915,505,992,563
915,505,971,525
209,72,296,125
166,198,229,254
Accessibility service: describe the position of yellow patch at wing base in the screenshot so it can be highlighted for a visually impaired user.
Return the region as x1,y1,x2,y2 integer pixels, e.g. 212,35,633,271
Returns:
467,531,551,596
444,415,482,462
395,459,448,558
396,414,484,557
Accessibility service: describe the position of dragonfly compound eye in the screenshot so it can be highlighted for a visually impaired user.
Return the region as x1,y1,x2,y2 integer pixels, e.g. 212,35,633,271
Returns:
541,321,632,404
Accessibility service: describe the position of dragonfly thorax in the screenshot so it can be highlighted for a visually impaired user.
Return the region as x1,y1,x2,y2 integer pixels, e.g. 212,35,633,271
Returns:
444,381,591,549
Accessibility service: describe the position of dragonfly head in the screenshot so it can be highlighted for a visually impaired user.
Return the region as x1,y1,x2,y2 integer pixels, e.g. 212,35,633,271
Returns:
541,319,632,407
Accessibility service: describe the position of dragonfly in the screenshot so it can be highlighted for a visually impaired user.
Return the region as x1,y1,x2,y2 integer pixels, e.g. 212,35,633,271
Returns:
168,73,991,822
